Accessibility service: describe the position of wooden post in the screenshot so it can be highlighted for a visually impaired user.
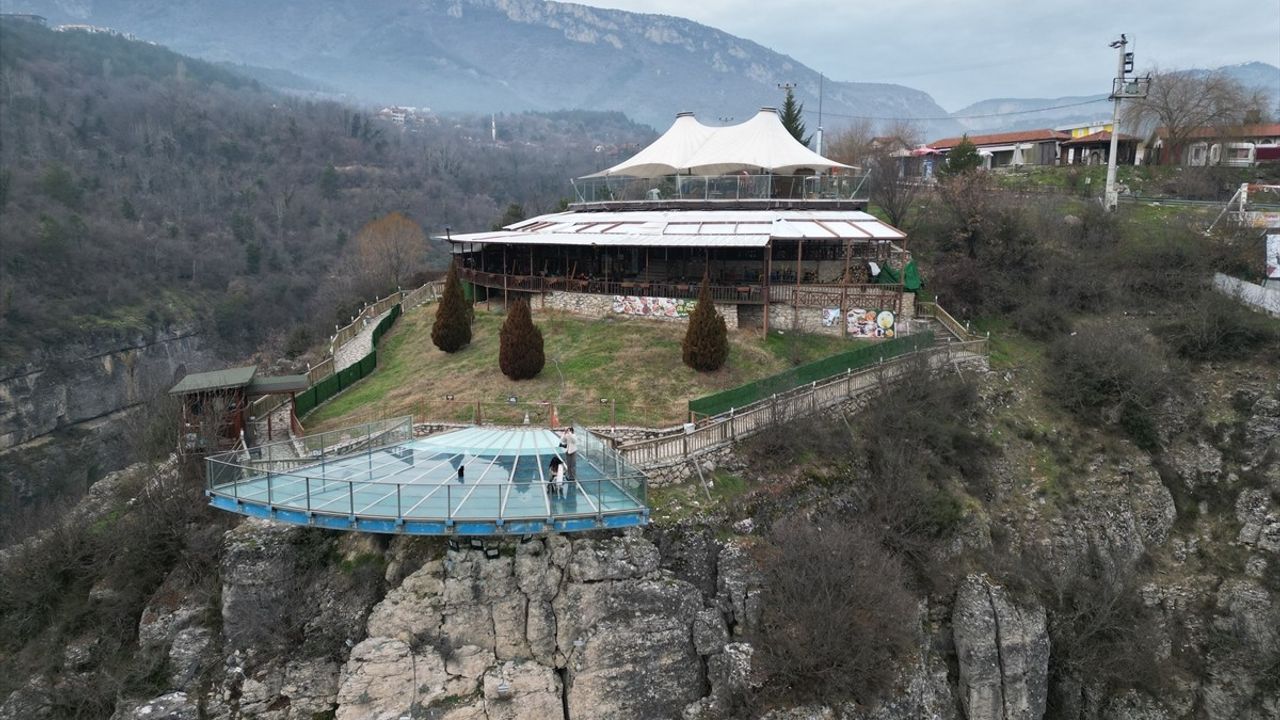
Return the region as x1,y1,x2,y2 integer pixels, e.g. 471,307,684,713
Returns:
762,243,771,337
841,238,851,338
794,239,803,330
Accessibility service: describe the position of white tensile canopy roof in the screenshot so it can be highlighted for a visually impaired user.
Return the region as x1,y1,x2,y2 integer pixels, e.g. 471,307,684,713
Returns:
590,112,717,179
585,108,854,178
446,209,904,249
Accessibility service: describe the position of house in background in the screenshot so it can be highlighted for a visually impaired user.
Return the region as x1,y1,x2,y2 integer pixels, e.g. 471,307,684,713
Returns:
1060,130,1142,166
928,129,1070,169
1149,123,1280,167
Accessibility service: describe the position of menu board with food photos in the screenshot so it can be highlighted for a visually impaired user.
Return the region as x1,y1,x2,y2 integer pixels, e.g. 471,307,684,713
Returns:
847,309,896,338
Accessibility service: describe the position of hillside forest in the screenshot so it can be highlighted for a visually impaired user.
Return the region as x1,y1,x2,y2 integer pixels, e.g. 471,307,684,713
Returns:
0,20,654,366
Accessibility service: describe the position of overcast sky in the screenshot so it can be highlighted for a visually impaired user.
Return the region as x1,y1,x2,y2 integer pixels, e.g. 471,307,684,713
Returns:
583,0,1280,110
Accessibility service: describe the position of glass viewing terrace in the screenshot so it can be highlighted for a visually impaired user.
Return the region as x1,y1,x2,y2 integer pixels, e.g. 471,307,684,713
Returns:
205,418,649,535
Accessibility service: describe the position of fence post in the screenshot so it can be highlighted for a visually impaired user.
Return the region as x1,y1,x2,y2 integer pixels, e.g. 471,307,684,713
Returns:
396,484,402,521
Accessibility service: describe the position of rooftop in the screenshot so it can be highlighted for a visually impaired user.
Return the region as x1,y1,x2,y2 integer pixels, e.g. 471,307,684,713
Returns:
929,129,1071,149
447,208,904,249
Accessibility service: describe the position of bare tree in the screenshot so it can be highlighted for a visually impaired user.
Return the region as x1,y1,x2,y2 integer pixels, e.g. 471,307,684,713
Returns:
823,119,875,166
868,121,923,229
353,211,426,294
1125,68,1270,165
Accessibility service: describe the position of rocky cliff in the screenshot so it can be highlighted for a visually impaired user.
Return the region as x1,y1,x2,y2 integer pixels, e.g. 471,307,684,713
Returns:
1,363,1277,720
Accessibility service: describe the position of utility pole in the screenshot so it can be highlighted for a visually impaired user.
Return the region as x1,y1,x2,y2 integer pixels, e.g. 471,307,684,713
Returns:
816,73,825,156
1104,34,1146,211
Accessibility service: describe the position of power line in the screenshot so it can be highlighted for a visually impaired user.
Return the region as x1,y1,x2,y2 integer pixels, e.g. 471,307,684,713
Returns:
808,96,1111,121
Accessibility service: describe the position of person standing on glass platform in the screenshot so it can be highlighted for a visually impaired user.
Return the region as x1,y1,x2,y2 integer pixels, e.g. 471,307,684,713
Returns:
559,427,577,481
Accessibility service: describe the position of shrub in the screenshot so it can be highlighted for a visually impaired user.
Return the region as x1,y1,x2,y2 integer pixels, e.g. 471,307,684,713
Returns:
1113,228,1209,302
498,298,544,380
431,262,472,353
751,518,917,707
1012,297,1072,341
1046,326,1174,449
1159,290,1279,361
681,277,728,371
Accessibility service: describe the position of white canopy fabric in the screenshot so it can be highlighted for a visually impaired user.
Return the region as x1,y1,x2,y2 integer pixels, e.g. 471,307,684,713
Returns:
585,112,715,178
585,108,853,179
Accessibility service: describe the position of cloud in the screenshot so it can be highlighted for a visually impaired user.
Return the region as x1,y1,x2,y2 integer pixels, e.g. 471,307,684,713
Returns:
581,0,1280,109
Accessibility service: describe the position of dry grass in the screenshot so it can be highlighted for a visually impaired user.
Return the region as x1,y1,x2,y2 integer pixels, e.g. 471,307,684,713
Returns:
304,303,858,430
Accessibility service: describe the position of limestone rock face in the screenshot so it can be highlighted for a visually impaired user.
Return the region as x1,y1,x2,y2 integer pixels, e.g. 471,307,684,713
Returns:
219,520,303,654
113,692,199,720
336,532,708,720
716,542,763,636
1235,489,1280,554
952,575,1049,720
1037,457,1176,572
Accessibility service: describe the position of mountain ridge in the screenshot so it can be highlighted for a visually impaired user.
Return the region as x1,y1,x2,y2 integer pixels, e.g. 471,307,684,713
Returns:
2,0,963,134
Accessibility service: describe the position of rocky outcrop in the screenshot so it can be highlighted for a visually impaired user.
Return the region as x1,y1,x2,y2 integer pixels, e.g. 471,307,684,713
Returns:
335,530,710,720
0,326,210,451
953,575,1050,720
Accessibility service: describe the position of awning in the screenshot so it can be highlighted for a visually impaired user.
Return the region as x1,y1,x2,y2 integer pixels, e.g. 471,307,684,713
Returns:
586,108,853,178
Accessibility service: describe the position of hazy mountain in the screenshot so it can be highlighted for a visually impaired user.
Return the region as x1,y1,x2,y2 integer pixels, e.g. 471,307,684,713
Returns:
949,62,1279,137
1,0,962,135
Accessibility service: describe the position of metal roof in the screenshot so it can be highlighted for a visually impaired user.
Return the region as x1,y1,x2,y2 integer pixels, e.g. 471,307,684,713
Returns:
446,208,904,248
247,375,310,394
169,366,257,395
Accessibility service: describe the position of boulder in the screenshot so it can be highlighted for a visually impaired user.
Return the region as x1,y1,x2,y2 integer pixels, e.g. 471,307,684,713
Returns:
566,531,660,582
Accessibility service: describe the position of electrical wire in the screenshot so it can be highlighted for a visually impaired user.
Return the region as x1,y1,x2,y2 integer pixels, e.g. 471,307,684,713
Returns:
807,96,1111,123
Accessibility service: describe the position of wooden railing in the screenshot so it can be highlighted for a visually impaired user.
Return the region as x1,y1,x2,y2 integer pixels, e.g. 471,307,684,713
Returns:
915,301,989,352
616,339,987,469
460,267,912,308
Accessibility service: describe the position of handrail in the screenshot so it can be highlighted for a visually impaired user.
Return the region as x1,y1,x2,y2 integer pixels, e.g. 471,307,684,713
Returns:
459,267,903,308
204,420,647,525
571,172,872,204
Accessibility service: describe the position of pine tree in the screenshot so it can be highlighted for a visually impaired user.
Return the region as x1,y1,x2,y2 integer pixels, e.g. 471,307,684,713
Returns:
939,135,982,176
779,87,812,148
499,298,545,380
431,262,472,353
682,277,729,372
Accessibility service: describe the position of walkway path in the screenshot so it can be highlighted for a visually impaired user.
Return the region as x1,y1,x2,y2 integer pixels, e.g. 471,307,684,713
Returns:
334,308,393,372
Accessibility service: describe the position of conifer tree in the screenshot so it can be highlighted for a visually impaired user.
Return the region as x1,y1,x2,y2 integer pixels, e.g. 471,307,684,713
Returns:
779,87,812,148
682,277,729,372
499,298,545,380
431,262,472,353
939,135,982,176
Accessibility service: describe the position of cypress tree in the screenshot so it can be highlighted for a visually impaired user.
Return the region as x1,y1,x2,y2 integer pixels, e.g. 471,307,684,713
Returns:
499,298,545,380
779,87,812,148
682,277,729,372
431,262,472,353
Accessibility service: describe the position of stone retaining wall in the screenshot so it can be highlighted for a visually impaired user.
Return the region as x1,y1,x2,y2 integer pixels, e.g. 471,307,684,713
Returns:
542,291,740,330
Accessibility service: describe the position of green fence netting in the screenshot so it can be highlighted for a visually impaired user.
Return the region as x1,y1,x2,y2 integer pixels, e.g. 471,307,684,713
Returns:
687,330,935,419
296,303,401,418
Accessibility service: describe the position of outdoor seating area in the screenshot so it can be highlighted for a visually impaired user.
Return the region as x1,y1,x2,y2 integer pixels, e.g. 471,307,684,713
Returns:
204,418,649,535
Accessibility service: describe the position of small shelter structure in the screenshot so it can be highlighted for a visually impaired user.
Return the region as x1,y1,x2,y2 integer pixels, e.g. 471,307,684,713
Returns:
169,366,308,452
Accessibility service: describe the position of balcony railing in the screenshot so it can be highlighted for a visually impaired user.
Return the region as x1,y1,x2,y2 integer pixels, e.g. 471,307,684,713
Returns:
459,267,901,308
571,173,870,204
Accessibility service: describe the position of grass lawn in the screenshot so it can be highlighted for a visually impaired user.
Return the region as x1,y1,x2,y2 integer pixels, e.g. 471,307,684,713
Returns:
304,304,862,431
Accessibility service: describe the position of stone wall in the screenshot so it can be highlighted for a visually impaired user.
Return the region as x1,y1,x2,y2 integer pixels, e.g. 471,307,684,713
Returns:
541,291,739,330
